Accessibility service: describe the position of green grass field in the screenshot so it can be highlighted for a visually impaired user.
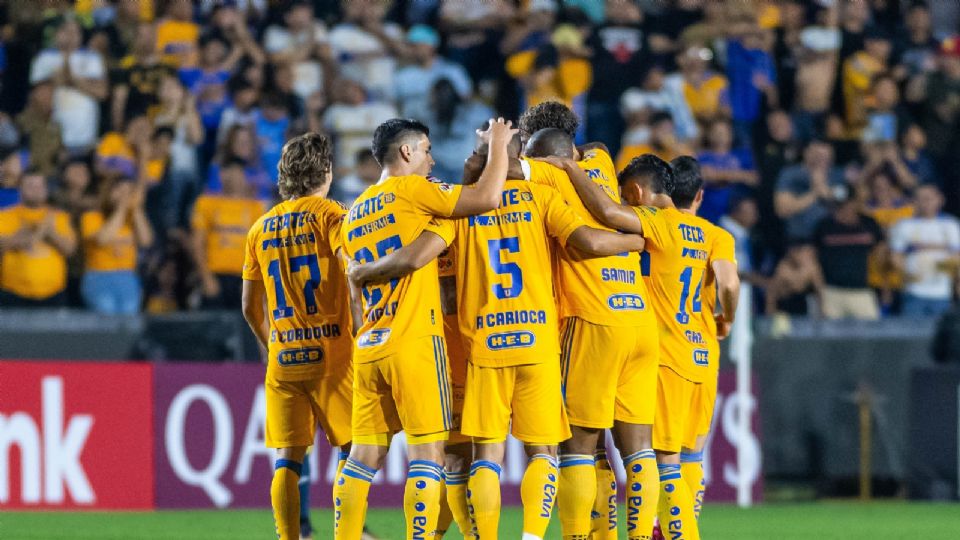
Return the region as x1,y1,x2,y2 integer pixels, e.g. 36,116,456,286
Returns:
2,502,955,539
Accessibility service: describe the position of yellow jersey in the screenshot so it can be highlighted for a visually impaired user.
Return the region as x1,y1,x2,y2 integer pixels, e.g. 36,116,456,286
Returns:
696,225,737,378
242,196,352,382
0,205,74,299
193,195,267,275
341,175,464,363
633,206,736,383
156,20,200,67
81,211,137,272
432,180,584,367
524,150,656,327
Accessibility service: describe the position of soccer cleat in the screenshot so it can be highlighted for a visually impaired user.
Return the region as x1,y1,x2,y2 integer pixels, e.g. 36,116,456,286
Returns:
360,526,381,540
299,518,313,540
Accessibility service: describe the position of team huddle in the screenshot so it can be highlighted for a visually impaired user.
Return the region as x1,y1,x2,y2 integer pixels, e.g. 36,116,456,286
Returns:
240,101,739,540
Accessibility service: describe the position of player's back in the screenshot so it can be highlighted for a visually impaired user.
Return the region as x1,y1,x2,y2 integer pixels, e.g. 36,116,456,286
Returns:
524,149,656,327
634,206,721,382
341,175,462,362
243,196,351,381
443,180,581,366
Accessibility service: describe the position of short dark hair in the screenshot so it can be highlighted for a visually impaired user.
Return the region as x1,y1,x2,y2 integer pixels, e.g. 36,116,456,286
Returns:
260,91,287,110
222,157,247,170
669,156,703,209
277,132,333,198
523,128,573,159
371,118,430,166
519,101,579,139
650,110,674,126
618,154,673,195
355,148,376,164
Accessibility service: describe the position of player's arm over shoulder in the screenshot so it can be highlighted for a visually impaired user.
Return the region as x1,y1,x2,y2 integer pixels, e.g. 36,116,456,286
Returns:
534,183,645,256
346,219,455,287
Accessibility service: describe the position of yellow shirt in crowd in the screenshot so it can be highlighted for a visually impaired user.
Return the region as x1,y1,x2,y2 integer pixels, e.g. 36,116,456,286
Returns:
193,194,267,276
81,211,137,272
0,205,75,299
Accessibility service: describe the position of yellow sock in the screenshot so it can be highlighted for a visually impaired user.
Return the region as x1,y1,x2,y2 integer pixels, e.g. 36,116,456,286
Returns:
405,460,445,539
467,460,502,538
680,451,705,521
271,459,301,540
334,450,348,509
591,449,617,539
333,458,376,540
558,454,596,540
446,471,477,538
520,454,559,539
623,450,658,540
657,464,700,540
436,480,453,537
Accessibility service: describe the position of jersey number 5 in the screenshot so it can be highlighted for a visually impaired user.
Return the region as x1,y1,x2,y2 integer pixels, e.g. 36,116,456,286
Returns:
487,237,523,299
266,254,321,320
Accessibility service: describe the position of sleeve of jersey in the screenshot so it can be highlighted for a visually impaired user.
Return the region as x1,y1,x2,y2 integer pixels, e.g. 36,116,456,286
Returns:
411,176,464,217
522,158,563,189
710,227,738,265
631,206,668,250
425,218,457,247
56,212,76,243
241,223,262,280
534,184,584,246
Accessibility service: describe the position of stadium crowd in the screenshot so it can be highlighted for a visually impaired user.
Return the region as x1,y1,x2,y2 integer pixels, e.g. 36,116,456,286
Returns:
1,0,960,319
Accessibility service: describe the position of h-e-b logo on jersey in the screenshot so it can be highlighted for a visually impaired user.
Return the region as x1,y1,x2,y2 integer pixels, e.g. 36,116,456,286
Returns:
278,347,324,366
692,349,709,366
487,331,535,351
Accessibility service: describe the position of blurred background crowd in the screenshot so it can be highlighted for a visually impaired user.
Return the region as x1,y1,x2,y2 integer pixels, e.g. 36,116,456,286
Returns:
2,0,960,321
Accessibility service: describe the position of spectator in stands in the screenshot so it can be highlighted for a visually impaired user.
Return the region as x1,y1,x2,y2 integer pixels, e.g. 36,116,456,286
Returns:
262,0,331,102
765,241,824,316
179,35,240,156
153,73,203,227
438,0,512,87
95,115,151,181
423,78,494,183
327,0,405,101
775,139,846,241
720,195,764,287
29,16,108,155
893,1,939,85
0,172,77,307
112,23,174,129
841,26,892,138
793,14,840,143
726,17,777,147
0,150,24,209
863,74,911,148
857,137,919,196
395,24,473,119
672,44,730,126
863,166,913,314
15,82,61,177
698,119,758,223
216,79,260,145
621,66,698,147
914,37,960,190
156,0,201,68
330,149,380,207
51,158,98,220
813,189,884,320
585,0,648,156
254,91,291,189
208,124,271,199
322,78,397,174
899,123,938,187
616,111,694,172
191,158,265,309
890,184,960,316
80,177,154,315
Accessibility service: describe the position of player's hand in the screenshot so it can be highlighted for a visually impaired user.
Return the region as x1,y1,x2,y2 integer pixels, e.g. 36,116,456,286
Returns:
345,259,367,287
477,118,518,148
530,155,578,171
715,313,733,340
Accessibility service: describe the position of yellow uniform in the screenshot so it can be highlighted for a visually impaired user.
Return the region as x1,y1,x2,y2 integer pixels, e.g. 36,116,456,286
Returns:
432,180,579,443
341,175,464,438
438,242,470,445
156,19,199,67
0,205,74,299
632,206,736,451
242,197,353,448
193,195,266,275
694,226,736,437
524,150,659,429
81,211,137,272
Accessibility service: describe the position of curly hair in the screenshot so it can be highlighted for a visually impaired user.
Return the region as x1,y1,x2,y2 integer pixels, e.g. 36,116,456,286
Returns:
618,154,674,195
277,132,333,199
518,101,580,139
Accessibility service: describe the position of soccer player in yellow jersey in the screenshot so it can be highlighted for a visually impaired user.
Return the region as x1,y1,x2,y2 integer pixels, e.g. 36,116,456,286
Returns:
240,133,354,540
558,154,740,540
519,123,660,540
335,118,517,540
348,130,646,540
